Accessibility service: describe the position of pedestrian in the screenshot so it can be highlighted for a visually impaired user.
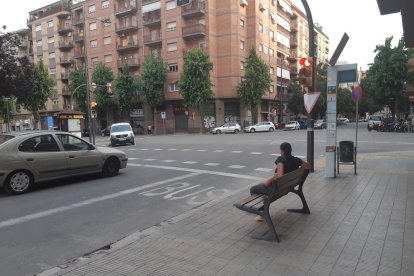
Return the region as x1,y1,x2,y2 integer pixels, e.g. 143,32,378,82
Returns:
250,142,310,221
147,124,152,135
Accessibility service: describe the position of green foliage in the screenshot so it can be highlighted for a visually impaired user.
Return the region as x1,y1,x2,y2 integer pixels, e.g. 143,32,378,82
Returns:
179,48,214,118
141,54,167,108
237,48,272,123
69,67,87,113
287,80,304,115
17,60,54,124
91,62,114,118
336,88,354,115
115,64,134,115
314,63,327,118
361,37,414,117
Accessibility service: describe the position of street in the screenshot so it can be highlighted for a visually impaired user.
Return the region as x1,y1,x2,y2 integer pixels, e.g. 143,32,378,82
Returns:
0,123,413,276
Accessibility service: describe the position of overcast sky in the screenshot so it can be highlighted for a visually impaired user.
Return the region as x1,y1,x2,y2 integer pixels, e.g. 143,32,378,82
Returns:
1,0,404,70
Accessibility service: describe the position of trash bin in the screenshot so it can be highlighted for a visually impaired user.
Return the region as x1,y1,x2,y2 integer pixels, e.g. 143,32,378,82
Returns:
339,141,354,162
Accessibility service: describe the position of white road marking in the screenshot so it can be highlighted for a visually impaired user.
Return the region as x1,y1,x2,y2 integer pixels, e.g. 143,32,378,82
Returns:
197,149,208,152
375,141,392,144
270,154,280,156
182,161,197,164
250,152,262,155
167,149,177,151
153,149,163,151
161,160,176,163
182,149,192,151
0,173,200,230
128,157,139,160
140,149,149,151
213,150,224,152
255,168,273,172
128,163,263,181
143,158,156,161
129,149,136,151
232,151,243,153
228,165,245,169
204,163,220,166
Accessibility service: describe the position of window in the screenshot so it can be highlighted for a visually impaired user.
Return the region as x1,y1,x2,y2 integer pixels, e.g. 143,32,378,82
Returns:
263,45,268,55
50,67,56,73
169,82,179,92
269,48,274,57
91,40,97,48
47,21,53,28
36,40,42,47
270,85,274,93
53,100,59,105
259,24,263,32
258,43,263,52
48,37,54,44
49,53,55,58
240,61,244,70
88,5,96,13
167,42,177,52
103,36,111,45
18,135,60,152
91,57,99,65
166,0,176,10
103,19,111,27
167,21,177,32
269,30,274,39
57,134,90,151
169,63,178,72
269,67,274,75
102,0,109,9
35,25,41,32
104,54,112,63
240,40,244,50
240,19,245,29
89,22,97,30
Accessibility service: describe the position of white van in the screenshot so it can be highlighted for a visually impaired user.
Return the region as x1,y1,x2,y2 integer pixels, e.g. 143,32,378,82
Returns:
110,123,134,146
368,115,382,129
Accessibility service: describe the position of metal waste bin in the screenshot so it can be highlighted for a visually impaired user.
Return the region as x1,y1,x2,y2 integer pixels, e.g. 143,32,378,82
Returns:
339,141,354,162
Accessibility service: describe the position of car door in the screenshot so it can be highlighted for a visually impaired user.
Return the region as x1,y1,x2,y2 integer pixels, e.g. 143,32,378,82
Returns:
17,134,67,182
56,134,102,176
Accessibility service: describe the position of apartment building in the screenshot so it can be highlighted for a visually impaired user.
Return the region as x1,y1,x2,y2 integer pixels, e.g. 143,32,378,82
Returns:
314,23,329,64
24,0,307,133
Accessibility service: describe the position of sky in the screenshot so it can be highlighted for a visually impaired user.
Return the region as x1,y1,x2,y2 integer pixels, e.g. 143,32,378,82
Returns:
0,0,404,70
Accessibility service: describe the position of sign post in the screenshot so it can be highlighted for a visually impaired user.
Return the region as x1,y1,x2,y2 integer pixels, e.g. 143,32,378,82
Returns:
352,86,363,175
161,111,166,135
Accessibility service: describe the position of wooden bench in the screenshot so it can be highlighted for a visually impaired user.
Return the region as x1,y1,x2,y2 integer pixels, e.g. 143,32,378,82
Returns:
234,168,310,242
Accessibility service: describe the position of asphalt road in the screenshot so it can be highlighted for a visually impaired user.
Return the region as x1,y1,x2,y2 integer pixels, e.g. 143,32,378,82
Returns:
0,122,413,276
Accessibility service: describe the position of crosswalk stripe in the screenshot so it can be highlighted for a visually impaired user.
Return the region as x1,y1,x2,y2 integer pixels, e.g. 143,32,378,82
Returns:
250,152,262,155
182,161,197,164
182,149,192,151
213,150,224,152
167,149,177,151
153,149,163,151
129,149,136,151
197,149,208,152
204,163,220,166
232,151,243,153
228,165,245,169
128,157,139,160
143,158,156,161
161,160,176,163
255,168,273,172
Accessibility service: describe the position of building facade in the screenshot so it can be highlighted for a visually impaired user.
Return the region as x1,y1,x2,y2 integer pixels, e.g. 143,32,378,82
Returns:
314,23,329,65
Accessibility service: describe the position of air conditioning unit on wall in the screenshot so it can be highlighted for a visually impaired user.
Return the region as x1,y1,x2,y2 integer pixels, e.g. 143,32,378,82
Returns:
240,0,248,7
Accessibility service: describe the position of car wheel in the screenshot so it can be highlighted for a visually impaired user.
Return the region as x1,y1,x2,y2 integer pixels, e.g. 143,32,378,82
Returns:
4,170,33,195
234,129,240,134
250,128,256,133
131,140,135,145
102,157,120,177
269,127,274,132
111,142,116,147
216,130,222,134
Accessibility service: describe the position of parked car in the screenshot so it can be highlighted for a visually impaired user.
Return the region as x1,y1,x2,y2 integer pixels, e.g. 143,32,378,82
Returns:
274,122,284,129
298,121,308,129
100,125,111,137
210,123,241,134
314,119,326,129
82,128,89,137
337,117,350,125
110,123,135,146
285,121,300,130
0,131,128,195
368,115,382,130
244,121,275,133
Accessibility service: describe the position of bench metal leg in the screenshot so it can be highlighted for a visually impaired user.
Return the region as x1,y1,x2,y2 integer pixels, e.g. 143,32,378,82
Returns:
251,210,280,242
288,188,310,214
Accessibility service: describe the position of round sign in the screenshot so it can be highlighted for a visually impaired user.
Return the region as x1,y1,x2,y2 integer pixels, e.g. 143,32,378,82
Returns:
352,86,363,103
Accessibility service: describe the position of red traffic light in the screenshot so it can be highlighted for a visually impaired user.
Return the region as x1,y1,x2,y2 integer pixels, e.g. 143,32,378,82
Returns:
299,57,312,68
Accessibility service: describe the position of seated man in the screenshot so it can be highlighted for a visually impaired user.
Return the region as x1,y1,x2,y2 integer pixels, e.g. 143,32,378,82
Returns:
250,142,310,221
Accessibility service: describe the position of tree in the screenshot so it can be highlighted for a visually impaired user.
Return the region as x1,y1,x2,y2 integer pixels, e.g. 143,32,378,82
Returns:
287,80,304,116
179,48,214,133
0,26,33,99
91,62,114,120
336,88,354,116
361,37,414,119
314,62,328,118
141,54,167,131
237,48,271,123
115,64,134,117
68,67,87,113
17,59,54,127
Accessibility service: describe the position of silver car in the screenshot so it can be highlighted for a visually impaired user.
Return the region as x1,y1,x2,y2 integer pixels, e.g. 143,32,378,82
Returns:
244,121,275,133
210,123,241,134
0,131,128,195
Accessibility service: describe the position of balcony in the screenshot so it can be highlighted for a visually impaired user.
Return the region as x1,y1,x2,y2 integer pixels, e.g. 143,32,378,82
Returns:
182,24,206,39
73,49,85,58
73,16,84,26
290,23,298,33
61,72,70,80
290,38,298,48
58,22,72,34
143,32,162,46
73,33,84,42
142,10,161,27
277,42,290,55
117,40,139,51
117,58,140,68
58,39,74,50
114,1,137,16
19,40,29,48
182,0,205,19
115,20,138,33
60,56,74,66
61,86,71,96
57,11,71,19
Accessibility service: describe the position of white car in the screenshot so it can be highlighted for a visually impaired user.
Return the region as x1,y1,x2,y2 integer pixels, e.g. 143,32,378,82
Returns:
285,121,300,130
337,117,350,125
110,123,134,146
368,115,382,129
210,123,241,134
244,122,275,133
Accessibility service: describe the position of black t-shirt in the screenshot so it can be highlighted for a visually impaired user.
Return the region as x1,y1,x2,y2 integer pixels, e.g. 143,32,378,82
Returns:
275,155,303,174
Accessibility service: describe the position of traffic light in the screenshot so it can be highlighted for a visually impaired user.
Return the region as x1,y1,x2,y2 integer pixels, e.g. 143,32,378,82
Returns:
299,57,313,87
90,101,97,117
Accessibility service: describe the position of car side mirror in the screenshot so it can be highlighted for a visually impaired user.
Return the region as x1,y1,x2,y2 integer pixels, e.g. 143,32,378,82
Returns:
88,144,95,150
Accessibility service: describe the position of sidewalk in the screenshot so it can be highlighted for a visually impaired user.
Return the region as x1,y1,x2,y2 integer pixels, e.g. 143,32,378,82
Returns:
39,151,414,276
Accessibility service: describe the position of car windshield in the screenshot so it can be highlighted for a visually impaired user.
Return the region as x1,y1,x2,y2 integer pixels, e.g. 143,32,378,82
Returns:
287,121,296,124
370,116,381,121
0,134,16,145
111,125,131,132
316,120,323,123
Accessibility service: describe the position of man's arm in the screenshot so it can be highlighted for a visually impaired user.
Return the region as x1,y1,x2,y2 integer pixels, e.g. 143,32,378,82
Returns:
264,162,284,186
301,160,311,170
